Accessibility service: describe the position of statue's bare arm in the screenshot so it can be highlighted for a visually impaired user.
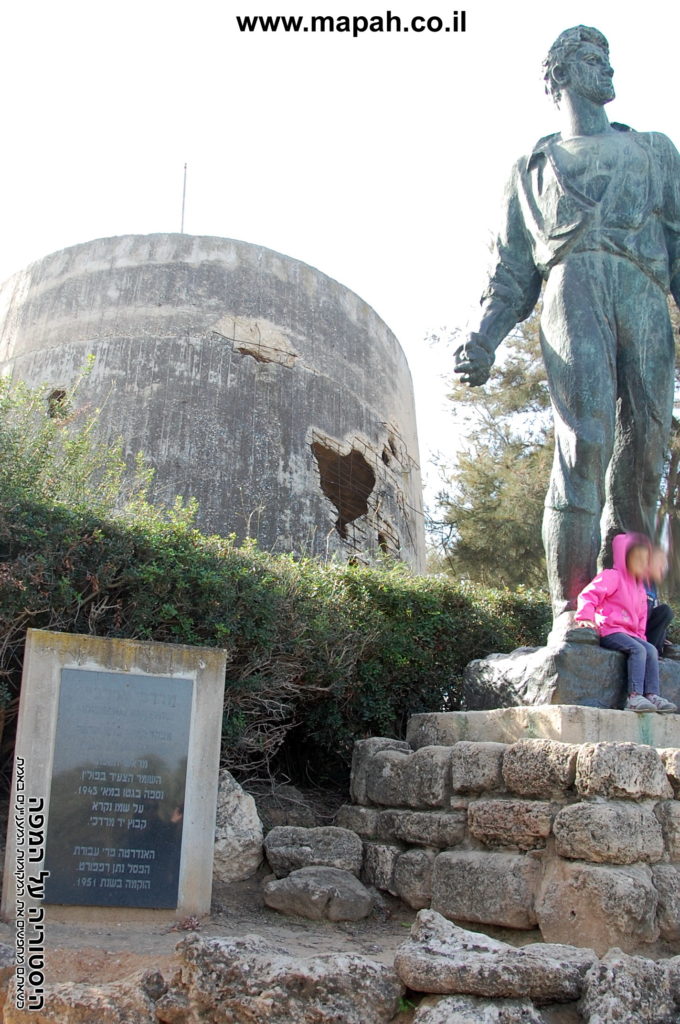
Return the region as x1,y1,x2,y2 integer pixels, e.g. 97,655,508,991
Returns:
454,161,542,387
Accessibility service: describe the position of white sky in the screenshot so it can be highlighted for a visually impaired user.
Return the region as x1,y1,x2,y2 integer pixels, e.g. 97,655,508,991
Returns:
1,0,678,509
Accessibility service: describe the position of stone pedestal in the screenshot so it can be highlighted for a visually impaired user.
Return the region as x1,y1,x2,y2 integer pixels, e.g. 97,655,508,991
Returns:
341,716,680,954
407,705,680,750
458,636,680,712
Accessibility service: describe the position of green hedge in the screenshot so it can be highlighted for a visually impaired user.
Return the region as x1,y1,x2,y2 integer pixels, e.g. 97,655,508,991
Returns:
0,496,551,787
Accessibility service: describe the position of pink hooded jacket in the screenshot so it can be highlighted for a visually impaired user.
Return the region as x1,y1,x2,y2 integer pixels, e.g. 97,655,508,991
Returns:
574,533,650,639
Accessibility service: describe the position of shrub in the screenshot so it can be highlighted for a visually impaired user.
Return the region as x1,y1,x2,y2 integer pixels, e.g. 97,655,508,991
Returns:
0,373,551,790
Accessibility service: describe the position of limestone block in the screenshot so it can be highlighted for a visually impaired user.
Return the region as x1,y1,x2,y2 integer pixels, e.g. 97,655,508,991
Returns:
362,842,403,896
412,746,454,807
656,800,680,860
468,799,555,851
378,809,467,848
412,994,547,1023
253,783,317,830
350,737,411,805
666,956,680,1007
335,804,382,839
213,770,264,884
365,748,413,807
502,739,578,799
536,858,659,955
578,949,676,1024
450,741,507,794
575,742,673,800
170,933,404,1024
431,850,540,929
5,974,157,1024
659,747,680,797
262,866,372,922
652,864,680,942
553,801,665,864
393,848,437,910
366,746,452,808
264,826,362,878
394,909,596,1002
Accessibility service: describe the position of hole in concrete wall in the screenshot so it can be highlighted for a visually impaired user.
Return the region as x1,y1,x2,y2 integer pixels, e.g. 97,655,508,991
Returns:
47,389,67,418
311,442,376,539
388,436,398,458
381,447,391,466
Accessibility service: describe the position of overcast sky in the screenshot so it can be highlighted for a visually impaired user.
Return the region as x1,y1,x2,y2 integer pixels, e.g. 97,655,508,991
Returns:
1,0,678,506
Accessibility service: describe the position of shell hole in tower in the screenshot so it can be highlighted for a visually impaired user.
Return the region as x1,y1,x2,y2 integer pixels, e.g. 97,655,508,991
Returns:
47,389,67,418
311,442,376,539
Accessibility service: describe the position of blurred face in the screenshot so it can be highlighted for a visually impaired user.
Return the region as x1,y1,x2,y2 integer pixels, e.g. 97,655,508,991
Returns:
626,545,649,580
648,549,668,583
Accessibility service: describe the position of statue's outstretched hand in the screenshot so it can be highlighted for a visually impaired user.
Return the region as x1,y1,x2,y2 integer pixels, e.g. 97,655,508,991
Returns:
453,333,494,387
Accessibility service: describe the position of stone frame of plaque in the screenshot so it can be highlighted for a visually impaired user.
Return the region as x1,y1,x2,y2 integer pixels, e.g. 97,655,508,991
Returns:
1,629,227,920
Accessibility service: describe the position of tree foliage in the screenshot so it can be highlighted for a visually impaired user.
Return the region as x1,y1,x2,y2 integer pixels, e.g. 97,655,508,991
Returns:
431,309,553,588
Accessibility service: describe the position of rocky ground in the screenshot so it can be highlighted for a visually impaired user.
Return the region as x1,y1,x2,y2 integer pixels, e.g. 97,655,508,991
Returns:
0,872,422,984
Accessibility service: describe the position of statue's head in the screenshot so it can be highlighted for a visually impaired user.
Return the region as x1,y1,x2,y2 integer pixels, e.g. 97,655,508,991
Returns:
543,26,614,107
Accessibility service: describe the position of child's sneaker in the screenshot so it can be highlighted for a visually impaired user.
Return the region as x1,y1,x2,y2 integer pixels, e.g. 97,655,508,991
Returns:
625,692,657,712
645,694,678,714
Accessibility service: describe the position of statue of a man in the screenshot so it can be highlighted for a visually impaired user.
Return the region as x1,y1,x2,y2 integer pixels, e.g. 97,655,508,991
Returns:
454,25,680,630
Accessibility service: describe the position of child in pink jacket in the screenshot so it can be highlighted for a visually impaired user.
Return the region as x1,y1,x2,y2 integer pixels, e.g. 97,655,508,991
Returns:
575,532,677,713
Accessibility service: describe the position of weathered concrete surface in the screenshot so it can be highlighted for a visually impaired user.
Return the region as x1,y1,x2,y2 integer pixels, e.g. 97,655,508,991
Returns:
0,233,425,567
407,705,680,750
459,640,680,711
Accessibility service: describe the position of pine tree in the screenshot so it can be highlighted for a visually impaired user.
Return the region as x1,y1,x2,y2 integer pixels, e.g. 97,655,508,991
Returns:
430,309,553,589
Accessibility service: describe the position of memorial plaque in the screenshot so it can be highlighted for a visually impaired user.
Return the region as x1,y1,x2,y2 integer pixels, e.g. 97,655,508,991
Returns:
44,668,193,908
2,630,227,921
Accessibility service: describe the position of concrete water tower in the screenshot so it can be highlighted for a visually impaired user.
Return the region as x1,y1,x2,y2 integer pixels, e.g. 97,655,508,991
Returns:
0,233,425,569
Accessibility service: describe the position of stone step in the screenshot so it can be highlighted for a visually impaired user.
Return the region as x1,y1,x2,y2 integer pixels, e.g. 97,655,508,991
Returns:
407,704,680,750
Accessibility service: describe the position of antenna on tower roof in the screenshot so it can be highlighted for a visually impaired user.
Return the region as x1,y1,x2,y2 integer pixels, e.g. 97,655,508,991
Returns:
180,163,188,234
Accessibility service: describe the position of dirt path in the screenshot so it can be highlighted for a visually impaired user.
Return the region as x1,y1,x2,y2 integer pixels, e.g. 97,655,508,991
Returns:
0,874,420,986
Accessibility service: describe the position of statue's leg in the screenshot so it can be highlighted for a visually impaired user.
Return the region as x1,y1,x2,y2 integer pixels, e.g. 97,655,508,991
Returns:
601,262,675,554
540,255,617,619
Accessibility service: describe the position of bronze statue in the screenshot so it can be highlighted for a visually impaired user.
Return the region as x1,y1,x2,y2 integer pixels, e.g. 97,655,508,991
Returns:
454,26,680,632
